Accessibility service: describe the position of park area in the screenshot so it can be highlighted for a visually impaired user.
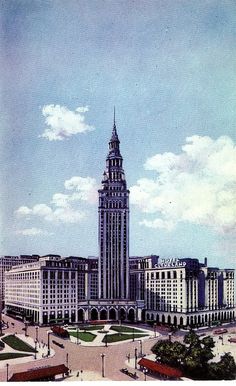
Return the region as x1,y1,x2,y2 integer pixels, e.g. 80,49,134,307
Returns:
0,332,52,368
67,324,153,346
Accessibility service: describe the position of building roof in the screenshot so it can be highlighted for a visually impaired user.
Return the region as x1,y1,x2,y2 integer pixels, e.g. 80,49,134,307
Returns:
138,358,183,379
9,364,69,382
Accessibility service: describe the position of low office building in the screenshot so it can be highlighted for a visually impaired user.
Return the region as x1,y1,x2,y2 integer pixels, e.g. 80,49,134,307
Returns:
145,257,235,327
5,255,78,324
0,255,39,308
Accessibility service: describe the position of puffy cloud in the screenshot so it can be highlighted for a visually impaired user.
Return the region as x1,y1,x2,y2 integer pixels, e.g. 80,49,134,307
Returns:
15,206,32,217
51,193,70,208
15,175,97,225
39,104,94,141
15,227,51,236
64,176,98,203
130,135,236,233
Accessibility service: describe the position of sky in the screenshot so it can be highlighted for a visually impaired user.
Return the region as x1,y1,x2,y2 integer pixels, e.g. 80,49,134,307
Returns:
1,0,236,270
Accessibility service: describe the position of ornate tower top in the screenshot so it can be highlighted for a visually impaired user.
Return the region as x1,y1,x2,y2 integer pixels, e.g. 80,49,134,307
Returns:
101,110,126,187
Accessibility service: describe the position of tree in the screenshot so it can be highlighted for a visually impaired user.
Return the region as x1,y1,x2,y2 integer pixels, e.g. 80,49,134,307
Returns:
151,331,236,380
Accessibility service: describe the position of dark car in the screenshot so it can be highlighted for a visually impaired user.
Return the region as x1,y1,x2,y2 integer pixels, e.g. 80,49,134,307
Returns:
52,340,64,348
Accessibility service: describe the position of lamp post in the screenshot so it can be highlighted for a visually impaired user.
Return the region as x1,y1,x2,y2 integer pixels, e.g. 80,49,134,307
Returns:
143,367,148,381
76,327,80,345
139,340,143,357
35,326,39,342
126,353,130,363
101,353,105,378
168,332,172,342
34,340,37,360
154,323,157,338
47,331,51,356
132,328,135,342
66,353,69,368
6,363,9,382
105,333,108,347
24,321,28,337
134,347,138,369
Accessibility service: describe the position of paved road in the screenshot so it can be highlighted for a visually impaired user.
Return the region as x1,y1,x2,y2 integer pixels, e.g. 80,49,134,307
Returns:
0,315,163,382
1,315,235,382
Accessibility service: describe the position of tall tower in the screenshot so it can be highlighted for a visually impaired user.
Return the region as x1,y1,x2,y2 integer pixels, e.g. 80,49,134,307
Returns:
98,111,130,300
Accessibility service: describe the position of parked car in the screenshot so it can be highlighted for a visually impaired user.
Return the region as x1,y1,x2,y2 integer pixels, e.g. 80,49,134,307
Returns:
52,339,65,348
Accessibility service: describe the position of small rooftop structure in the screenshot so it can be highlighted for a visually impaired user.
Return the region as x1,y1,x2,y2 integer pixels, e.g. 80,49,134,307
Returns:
138,358,183,379
9,364,69,382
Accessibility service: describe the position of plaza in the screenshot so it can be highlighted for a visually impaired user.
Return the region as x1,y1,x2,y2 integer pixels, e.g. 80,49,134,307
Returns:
1,314,236,381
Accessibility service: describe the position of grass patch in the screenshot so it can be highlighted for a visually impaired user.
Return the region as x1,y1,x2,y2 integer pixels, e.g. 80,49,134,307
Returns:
110,325,145,333
103,333,148,343
2,335,36,353
0,353,32,361
69,331,96,342
81,325,104,331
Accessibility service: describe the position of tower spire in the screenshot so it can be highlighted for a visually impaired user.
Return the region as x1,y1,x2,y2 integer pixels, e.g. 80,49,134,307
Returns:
113,106,116,127
112,106,117,134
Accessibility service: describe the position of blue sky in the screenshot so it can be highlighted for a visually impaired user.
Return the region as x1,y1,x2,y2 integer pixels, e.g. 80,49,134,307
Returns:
1,0,236,270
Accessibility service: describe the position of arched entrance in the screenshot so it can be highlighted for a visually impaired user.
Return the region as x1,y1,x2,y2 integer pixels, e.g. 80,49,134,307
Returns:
141,309,146,322
78,309,84,322
167,315,171,325
174,316,177,326
119,308,126,321
109,308,116,320
100,309,107,320
162,315,165,324
91,308,98,321
128,308,135,322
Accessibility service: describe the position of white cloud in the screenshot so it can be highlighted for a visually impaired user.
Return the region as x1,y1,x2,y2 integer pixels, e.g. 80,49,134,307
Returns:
15,227,51,236
130,135,236,233
15,206,32,217
15,175,97,225
39,104,94,141
64,176,98,203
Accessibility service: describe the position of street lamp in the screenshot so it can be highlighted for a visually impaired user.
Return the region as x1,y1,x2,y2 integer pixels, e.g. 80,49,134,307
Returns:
134,347,138,369
24,321,28,337
101,353,105,378
143,367,148,381
153,323,157,338
105,333,108,347
66,353,69,368
47,331,51,356
35,326,39,342
34,340,37,360
76,327,80,345
139,340,143,357
6,363,9,382
126,353,130,363
132,328,135,342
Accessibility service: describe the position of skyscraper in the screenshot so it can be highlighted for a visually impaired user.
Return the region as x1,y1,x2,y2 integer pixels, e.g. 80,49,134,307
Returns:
98,111,130,300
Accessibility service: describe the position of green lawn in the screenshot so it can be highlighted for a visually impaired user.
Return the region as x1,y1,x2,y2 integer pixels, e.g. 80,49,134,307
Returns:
110,325,145,333
0,353,32,361
102,333,148,343
69,331,96,342
81,325,104,331
2,335,36,353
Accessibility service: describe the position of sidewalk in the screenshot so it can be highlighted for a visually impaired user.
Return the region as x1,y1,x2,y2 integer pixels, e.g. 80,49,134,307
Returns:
0,333,54,368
